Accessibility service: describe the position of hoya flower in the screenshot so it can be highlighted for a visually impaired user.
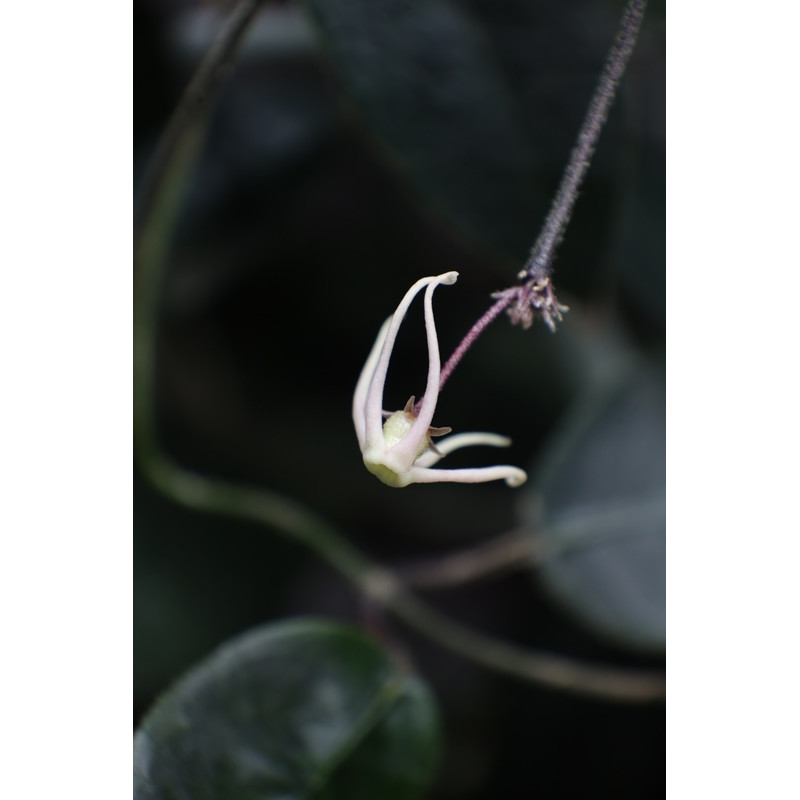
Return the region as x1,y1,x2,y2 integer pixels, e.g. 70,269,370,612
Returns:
352,271,527,488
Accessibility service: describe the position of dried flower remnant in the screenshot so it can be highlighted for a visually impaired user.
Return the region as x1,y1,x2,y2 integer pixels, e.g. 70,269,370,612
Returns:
353,272,527,489
492,276,569,333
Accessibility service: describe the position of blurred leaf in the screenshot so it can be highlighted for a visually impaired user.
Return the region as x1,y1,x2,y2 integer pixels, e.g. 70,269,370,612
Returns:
522,365,665,653
616,143,665,327
303,0,543,257
461,0,619,167
134,619,440,800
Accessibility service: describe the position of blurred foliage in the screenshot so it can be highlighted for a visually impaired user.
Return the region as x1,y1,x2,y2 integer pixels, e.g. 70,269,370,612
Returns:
135,620,440,799
135,0,665,797
303,0,544,259
523,349,665,652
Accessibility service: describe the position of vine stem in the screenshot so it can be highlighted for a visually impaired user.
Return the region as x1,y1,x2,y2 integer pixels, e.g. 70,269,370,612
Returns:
398,527,533,589
142,459,665,702
133,0,267,240
524,0,648,282
134,0,663,702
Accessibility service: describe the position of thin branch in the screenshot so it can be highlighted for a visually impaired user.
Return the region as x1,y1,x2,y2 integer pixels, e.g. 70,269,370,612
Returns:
134,0,266,461
524,0,648,282
141,456,665,702
134,0,664,703
134,0,267,239
389,585,664,701
400,493,666,590
399,528,533,589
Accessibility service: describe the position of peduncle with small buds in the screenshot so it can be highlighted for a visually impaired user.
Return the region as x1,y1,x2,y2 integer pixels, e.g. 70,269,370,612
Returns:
354,0,649,489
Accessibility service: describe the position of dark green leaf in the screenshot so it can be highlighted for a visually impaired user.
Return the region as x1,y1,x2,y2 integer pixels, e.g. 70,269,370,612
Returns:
303,0,543,257
617,143,666,326
522,365,665,653
134,619,440,800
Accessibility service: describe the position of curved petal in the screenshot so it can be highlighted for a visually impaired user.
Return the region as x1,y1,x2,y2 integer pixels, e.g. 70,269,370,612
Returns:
363,275,448,450
352,317,391,448
388,271,458,464
414,432,512,468
406,464,528,487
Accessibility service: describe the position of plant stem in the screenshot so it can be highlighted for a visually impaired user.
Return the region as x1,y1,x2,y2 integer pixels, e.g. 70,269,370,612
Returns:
439,294,513,392
134,0,268,463
415,293,512,414
389,587,663,701
398,528,533,589
524,0,648,282
134,0,267,240
142,454,665,702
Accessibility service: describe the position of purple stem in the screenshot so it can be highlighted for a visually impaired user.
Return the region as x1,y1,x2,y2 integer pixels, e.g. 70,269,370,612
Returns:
415,294,513,414
524,0,648,282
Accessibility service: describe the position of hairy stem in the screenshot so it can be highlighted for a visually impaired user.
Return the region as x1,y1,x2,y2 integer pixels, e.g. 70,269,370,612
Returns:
439,295,512,392
524,0,648,281
415,293,512,414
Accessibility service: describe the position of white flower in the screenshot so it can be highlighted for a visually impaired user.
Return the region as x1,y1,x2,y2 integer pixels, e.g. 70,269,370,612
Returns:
352,271,527,488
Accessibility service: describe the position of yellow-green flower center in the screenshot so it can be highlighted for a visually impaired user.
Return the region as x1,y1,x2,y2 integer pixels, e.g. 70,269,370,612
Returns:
382,410,431,459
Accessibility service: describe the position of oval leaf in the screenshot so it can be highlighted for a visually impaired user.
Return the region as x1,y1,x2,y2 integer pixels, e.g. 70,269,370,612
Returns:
134,618,440,800
523,366,665,652
303,0,542,256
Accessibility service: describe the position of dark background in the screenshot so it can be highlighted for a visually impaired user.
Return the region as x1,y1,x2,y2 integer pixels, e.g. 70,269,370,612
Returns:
135,0,665,797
